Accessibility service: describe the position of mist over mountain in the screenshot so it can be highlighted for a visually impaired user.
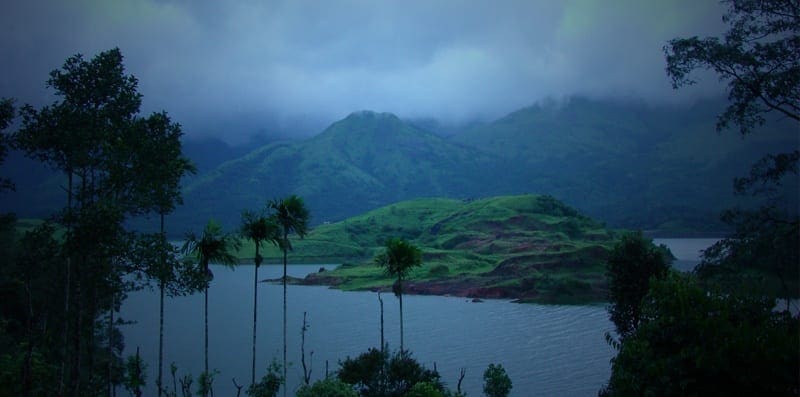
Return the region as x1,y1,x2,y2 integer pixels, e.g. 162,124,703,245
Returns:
167,96,796,234
3,96,796,235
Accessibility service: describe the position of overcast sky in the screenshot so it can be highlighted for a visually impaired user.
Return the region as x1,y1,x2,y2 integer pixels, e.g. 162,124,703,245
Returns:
1,0,728,143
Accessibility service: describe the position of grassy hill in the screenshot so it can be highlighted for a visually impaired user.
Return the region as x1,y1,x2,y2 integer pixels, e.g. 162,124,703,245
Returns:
241,194,618,304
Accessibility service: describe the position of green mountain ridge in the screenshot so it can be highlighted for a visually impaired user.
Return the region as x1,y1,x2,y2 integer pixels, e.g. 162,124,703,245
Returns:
4,97,797,235
177,109,506,229
171,97,797,234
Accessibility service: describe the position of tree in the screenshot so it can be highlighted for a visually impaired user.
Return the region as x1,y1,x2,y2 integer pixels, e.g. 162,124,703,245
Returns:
247,359,283,397
605,232,671,341
181,219,240,395
665,0,800,297
0,98,15,193
603,272,798,396
115,110,196,397
131,233,203,396
123,347,147,397
240,210,280,387
267,195,309,396
482,364,512,397
374,238,422,351
15,47,152,395
664,0,799,135
337,347,443,397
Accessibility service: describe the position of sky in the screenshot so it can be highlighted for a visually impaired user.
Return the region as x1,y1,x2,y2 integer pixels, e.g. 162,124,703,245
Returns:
1,0,729,143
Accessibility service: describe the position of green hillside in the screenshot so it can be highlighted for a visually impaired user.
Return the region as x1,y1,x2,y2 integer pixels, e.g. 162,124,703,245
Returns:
241,194,618,304
453,97,799,232
6,97,797,236
175,111,503,231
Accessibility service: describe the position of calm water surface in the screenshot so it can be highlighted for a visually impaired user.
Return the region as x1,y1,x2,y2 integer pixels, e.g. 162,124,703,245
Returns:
121,239,714,396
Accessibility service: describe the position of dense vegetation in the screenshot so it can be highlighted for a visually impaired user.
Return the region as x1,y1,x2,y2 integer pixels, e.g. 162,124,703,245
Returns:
601,1,799,394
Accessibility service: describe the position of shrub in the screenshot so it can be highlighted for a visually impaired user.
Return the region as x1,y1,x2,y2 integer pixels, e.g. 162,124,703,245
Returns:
482,364,512,397
296,377,357,397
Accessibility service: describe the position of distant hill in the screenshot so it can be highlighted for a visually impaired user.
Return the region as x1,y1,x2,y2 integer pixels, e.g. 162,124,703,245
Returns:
454,97,798,232
171,97,796,235
171,111,506,232
3,97,797,235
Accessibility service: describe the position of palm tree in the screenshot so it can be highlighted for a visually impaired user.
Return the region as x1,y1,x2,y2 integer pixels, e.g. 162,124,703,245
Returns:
267,195,309,396
181,219,240,395
374,238,421,351
240,210,280,387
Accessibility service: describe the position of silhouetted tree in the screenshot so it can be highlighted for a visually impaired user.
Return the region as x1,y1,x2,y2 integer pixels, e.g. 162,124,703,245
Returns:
374,238,421,351
267,195,309,396
603,273,798,396
665,0,799,298
338,347,442,397
240,210,280,387
14,47,168,395
181,219,240,396
665,0,799,135
605,232,671,341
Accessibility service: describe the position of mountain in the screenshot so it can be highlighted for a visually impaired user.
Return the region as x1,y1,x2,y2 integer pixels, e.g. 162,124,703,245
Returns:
172,111,505,232
3,97,797,235
453,97,798,231
174,98,796,235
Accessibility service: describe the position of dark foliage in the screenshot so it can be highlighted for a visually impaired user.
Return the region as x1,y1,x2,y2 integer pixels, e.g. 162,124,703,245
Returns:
605,232,671,340
603,273,799,396
337,347,443,397
482,363,512,397
665,0,799,135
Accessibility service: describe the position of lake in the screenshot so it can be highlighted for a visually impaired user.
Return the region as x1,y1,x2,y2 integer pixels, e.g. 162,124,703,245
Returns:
120,239,714,396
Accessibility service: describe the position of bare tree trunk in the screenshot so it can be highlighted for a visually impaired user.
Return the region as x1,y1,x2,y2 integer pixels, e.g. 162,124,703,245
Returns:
22,283,33,397
378,292,384,352
282,243,287,397
251,244,260,387
108,299,114,397
158,212,166,397
59,170,73,396
301,312,312,385
204,276,209,393
399,275,404,351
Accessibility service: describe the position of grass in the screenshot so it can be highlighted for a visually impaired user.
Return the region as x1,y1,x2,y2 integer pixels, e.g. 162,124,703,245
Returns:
235,194,618,304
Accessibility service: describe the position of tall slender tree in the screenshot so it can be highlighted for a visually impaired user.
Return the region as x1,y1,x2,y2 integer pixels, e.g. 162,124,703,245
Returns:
181,219,240,397
374,238,421,351
268,195,309,397
240,210,280,387
14,47,151,395
130,111,196,397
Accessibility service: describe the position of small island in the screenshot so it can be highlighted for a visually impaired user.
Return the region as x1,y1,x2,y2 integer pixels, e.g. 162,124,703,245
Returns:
246,194,618,304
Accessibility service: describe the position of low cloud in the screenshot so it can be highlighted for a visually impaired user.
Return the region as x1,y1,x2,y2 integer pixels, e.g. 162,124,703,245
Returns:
1,0,728,142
